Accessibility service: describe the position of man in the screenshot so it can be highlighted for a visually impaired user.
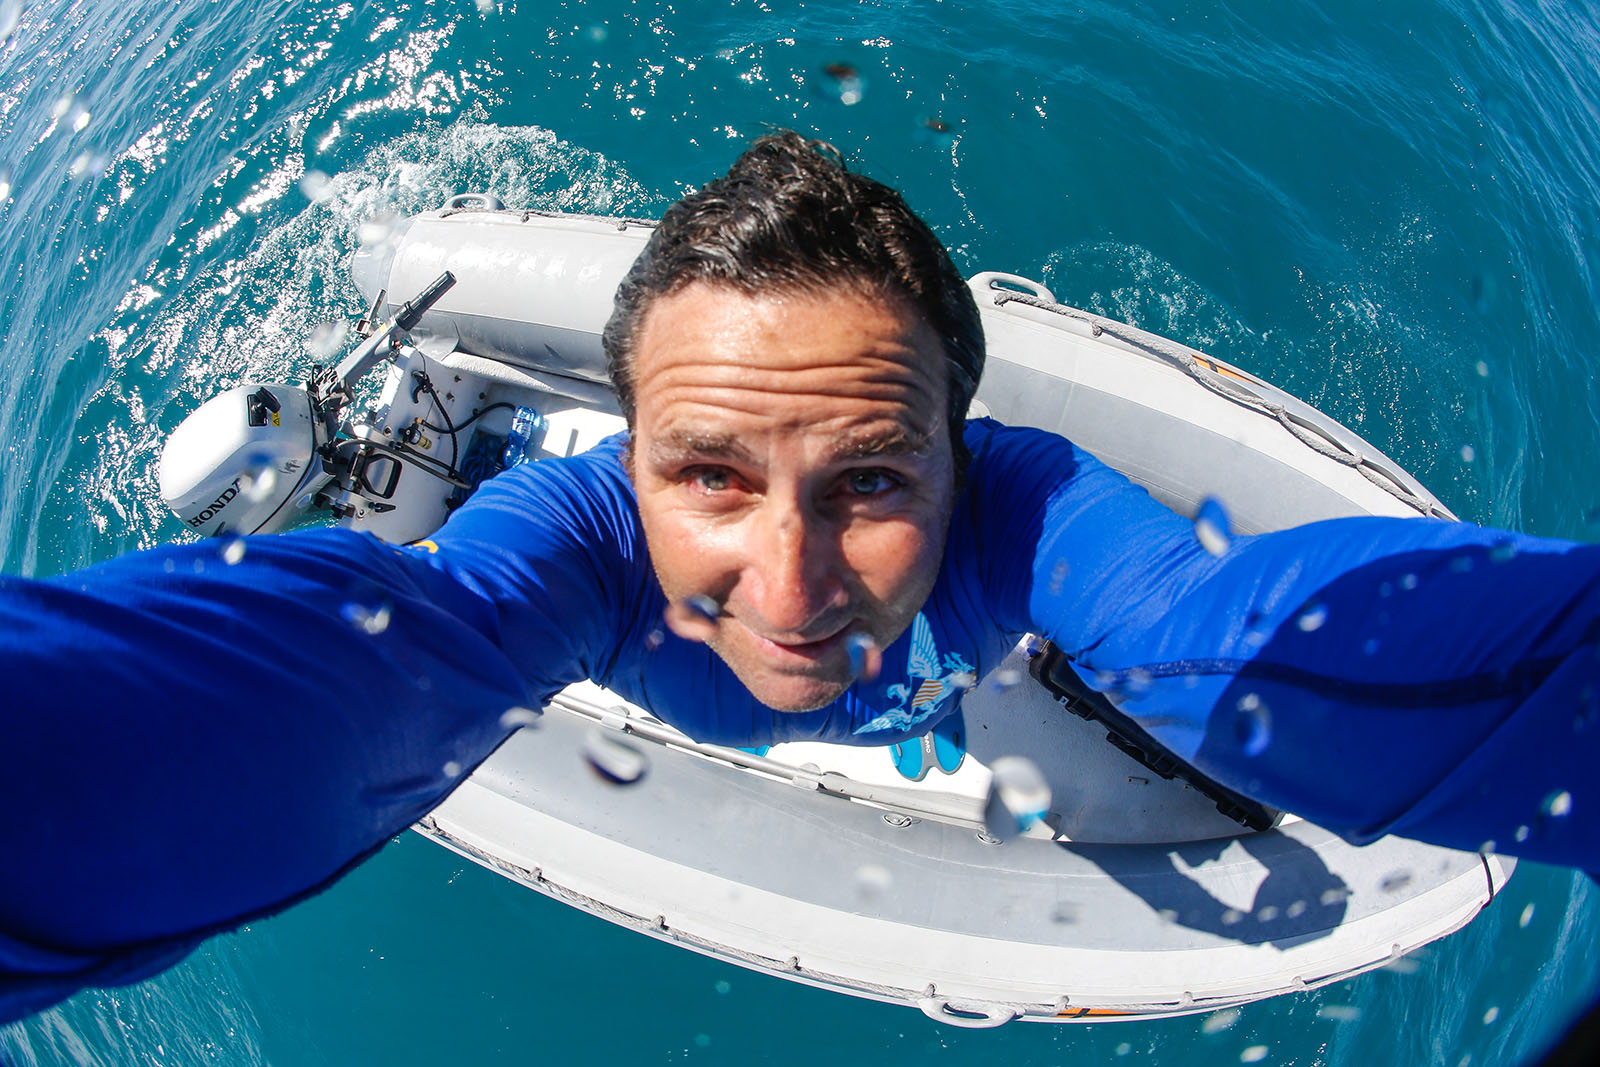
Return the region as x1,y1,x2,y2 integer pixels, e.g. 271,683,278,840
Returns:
3,131,1598,1022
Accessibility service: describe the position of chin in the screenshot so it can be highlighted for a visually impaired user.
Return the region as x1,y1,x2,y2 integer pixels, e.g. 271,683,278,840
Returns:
745,673,850,714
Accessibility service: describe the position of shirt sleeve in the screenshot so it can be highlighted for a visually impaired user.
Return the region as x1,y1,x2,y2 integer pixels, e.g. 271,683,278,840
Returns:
0,440,643,1024
970,419,1600,869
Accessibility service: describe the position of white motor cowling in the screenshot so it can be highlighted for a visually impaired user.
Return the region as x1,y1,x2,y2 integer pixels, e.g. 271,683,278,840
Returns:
159,383,329,536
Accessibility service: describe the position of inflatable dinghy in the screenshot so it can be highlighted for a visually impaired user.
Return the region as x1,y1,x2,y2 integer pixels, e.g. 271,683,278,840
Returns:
160,201,1510,1027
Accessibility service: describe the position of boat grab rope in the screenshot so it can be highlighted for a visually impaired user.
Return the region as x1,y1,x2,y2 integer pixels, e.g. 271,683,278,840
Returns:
986,289,1453,520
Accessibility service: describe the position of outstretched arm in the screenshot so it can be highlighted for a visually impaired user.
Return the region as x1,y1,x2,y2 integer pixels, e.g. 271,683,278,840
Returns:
0,444,640,1024
974,420,1600,868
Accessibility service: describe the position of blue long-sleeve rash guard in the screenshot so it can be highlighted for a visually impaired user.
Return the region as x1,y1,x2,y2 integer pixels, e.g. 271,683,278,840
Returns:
5,417,1600,1021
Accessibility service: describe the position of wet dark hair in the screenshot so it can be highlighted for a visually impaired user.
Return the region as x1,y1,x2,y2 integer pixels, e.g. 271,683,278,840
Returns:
603,130,985,474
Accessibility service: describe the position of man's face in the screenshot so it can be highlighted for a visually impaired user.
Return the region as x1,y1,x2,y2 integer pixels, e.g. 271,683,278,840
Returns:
629,282,956,712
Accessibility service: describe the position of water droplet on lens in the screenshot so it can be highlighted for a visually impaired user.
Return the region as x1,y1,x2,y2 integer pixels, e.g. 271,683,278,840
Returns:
989,668,1023,692
1514,824,1530,842
499,707,541,730
50,93,73,121
358,212,400,247
1296,601,1328,632
1221,908,1244,926
299,169,332,202
983,755,1052,839
0,165,11,200
583,22,608,43
853,863,892,899
1194,497,1233,556
0,1,22,42
847,632,882,681
714,979,731,995
1256,905,1279,921
1286,899,1308,918
1479,839,1497,854
1363,637,1381,656
643,628,665,651
475,0,495,13
1450,554,1475,573
1156,908,1178,923
1460,444,1477,464
915,115,957,148
1399,572,1419,591
305,319,348,358
694,1034,710,1049
664,594,720,643
1482,1005,1500,1025
1489,539,1518,563
443,760,462,778
1519,903,1535,928
818,62,864,105
583,729,649,785
1202,1008,1240,1034
1239,1044,1268,1063
341,599,392,635
1234,693,1272,757
220,536,246,565
238,449,279,504
1475,360,1490,377
1383,954,1420,975
1115,1043,1132,1057
1050,900,1079,924
1541,789,1573,817
1319,886,1350,906
1318,1004,1361,1022
950,671,978,691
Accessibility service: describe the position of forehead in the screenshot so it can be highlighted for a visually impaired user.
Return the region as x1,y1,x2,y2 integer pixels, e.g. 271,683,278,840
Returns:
630,282,949,442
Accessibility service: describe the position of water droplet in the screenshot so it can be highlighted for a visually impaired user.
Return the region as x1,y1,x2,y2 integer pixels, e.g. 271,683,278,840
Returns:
643,628,666,651
70,106,91,133
1194,497,1233,556
1479,839,1497,854
1047,557,1069,595
0,165,11,200
1286,900,1308,918
1240,1044,1268,1063
949,670,978,691
358,211,400,247
1514,824,1530,842
1541,789,1573,817
1234,693,1272,756
1459,444,1477,464
305,320,349,359
1115,1043,1132,1057
237,449,279,504
1399,572,1419,591
714,979,731,995
341,599,392,635
1320,887,1351,906
583,729,649,785
1156,908,1178,924
0,1,21,42
664,595,720,643
915,115,957,148
50,93,73,121
1221,908,1244,926
1050,900,1079,925
817,62,864,105
1379,870,1413,893
853,863,892,899
1475,360,1490,377
1383,955,1421,975
499,707,542,730
983,756,1052,839
1450,554,1475,573
1482,1005,1500,1025
1318,1004,1361,1022
220,536,247,565
68,150,109,180
1202,1008,1241,1034
847,632,882,682
443,760,462,778
1519,903,1535,928
1489,539,1518,563
162,558,177,574
583,23,608,43
299,169,332,202
1256,905,1279,922
1363,637,1381,655
988,668,1023,692
1295,601,1328,632
475,0,495,12
694,1034,711,1049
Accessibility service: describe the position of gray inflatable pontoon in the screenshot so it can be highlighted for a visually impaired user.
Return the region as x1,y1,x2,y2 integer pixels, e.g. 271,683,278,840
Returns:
321,205,1507,1026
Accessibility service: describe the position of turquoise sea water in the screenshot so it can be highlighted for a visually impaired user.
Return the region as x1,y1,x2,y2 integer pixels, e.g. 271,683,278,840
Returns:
3,0,1600,1062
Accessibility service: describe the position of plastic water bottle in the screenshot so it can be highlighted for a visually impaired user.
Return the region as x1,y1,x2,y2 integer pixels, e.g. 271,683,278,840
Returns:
501,406,547,470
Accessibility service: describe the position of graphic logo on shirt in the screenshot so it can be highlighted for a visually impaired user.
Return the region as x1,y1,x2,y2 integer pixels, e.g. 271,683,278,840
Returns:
854,612,974,735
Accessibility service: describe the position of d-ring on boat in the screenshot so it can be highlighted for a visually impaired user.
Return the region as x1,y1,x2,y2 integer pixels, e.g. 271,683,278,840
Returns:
158,198,1510,1027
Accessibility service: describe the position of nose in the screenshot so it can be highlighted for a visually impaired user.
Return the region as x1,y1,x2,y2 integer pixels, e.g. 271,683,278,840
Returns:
738,495,846,637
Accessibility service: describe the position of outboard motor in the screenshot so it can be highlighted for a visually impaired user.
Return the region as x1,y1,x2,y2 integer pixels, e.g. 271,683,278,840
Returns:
158,270,458,538
158,383,330,536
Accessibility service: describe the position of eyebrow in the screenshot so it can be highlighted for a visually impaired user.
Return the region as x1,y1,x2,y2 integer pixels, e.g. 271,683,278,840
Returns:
648,425,936,468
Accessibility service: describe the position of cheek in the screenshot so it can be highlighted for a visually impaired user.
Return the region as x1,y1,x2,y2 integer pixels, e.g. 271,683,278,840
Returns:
638,495,744,595
842,518,941,603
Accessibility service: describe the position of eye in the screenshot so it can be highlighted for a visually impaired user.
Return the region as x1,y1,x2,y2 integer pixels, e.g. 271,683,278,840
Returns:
687,466,733,491
843,469,901,496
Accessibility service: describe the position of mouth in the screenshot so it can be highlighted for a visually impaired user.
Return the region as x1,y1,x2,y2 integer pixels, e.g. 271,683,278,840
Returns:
745,622,853,666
